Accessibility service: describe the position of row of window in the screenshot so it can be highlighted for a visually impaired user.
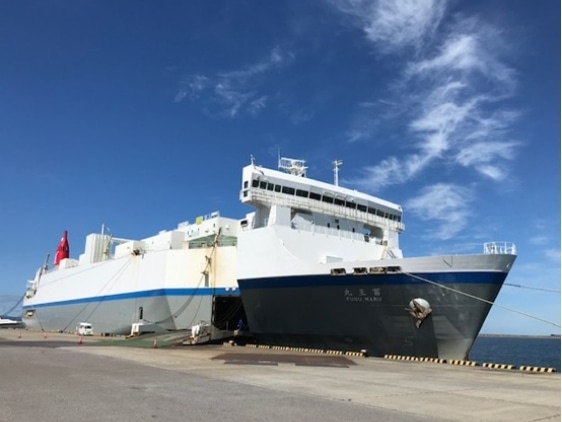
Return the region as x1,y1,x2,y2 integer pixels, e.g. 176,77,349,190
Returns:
329,266,402,276
243,179,402,223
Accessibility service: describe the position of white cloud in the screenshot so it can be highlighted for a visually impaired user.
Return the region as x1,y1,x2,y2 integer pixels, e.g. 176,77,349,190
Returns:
214,83,257,117
331,1,520,199
174,75,209,103
355,157,403,189
406,183,473,240
455,140,518,180
473,164,505,181
218,46,294,81
410,31,515,89
248,96,268,115
545,249,561,263
174,46,293,117
530,236,549,246
330,0,447,51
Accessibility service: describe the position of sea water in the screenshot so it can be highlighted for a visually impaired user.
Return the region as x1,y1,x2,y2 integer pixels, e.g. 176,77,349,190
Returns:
469,335,561,371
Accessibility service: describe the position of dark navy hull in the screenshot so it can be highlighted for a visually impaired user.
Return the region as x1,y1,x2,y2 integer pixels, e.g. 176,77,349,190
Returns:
238,271,509,360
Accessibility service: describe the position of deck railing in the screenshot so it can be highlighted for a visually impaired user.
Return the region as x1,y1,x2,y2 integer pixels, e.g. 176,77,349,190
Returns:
483,242,517,255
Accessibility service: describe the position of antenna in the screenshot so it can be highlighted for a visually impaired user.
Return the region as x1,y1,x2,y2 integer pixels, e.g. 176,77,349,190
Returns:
333,159,343,186
42,253,50,273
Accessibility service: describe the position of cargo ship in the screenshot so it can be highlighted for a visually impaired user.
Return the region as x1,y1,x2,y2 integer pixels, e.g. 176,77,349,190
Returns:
23,156,516,359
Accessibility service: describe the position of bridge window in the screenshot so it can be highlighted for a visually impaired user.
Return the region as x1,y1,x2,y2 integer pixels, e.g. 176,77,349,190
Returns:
296,189,309,198
367,207,377,215
282,186,295,195
260,181,267,189
274,185,281,192
267,183,274,191
244,181,248,189
322,195,334,204
357,204,367,212
310,192,321,200
345,201,356,209
252,180,259,188
334,198,344,206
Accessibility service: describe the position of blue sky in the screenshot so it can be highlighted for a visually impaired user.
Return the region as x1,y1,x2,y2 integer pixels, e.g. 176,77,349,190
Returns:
1,1,559,335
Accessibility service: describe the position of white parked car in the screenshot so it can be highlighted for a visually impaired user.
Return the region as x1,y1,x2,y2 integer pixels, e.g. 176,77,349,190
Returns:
76,322,93,336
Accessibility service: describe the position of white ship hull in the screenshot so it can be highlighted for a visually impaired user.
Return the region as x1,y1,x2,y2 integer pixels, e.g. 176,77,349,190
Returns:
23,216,244,337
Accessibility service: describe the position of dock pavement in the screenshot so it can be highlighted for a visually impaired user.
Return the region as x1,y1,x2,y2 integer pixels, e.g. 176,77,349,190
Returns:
0,329,559,422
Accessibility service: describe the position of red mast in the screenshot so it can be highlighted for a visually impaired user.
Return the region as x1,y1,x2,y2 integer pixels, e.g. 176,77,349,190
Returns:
54,230,70,266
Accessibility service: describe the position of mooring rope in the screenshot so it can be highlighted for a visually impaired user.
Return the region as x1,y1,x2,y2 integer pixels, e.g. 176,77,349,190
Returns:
402,271,561,328
504,283,561,294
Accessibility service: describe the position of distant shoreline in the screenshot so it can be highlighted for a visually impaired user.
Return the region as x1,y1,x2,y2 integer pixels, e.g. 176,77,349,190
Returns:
479,333,561,339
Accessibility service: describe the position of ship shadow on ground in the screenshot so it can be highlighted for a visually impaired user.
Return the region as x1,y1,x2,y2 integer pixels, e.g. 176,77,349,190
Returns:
212,352,356,368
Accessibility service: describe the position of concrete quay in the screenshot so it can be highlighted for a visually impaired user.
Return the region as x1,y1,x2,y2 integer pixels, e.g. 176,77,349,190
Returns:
1,329,559,422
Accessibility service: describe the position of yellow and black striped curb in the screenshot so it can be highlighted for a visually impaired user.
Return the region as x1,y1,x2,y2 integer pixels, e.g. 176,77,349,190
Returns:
324,350,344,355
221,345,557,372
383,355,445,363
385,354,420,361
482,362,514,370
245,344,367,357
519,366,557,373
344,351,365,357
448,359,478,366
418,357,446,364
383,356,557,373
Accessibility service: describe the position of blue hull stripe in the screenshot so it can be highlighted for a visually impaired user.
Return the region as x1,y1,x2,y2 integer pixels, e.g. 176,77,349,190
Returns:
24,287,239,310
24,272,504,309
238,271,506,290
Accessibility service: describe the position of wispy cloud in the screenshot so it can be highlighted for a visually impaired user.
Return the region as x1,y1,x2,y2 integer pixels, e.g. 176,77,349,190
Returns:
529,220,560,263
174,46,294,117
530,236,549,246
545,249,561,263
174,75,209,103
330,0,521,235
406,183,473,240
330,0,447,51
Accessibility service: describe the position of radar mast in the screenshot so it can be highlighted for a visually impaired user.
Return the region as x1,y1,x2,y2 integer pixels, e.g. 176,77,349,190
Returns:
333,159,343,186
278,157,307,177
